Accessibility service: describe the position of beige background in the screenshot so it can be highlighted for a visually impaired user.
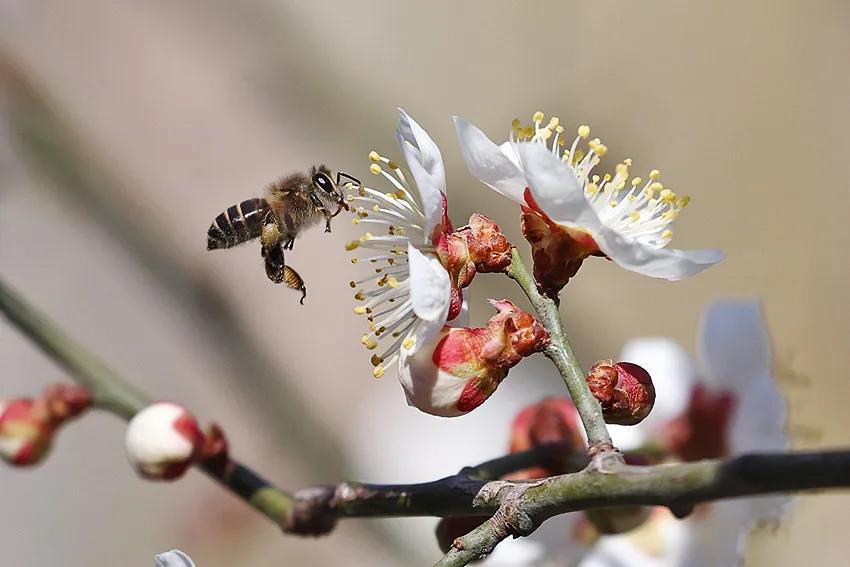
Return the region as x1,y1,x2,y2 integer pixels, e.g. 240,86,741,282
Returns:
1,1,848,565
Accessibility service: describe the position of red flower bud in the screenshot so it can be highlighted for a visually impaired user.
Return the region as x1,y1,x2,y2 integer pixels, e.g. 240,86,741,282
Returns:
400,300,549,416
587,360,655,426
663,384,736,461
508,397,584,479
434,214,513,320
0,384,92,466
521,189,601,298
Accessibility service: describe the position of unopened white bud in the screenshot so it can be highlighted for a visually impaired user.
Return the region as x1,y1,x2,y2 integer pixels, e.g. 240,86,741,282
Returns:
125,402,203,481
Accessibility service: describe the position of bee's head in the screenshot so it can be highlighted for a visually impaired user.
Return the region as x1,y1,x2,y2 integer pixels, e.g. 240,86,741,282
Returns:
310,164,344,205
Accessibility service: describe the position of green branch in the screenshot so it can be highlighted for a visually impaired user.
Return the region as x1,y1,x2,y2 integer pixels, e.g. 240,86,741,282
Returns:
507,248,613,451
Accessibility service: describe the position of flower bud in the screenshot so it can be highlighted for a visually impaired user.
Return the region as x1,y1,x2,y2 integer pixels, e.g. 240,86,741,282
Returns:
125,402,205,480
587,360,655,426
458,214,512,273
584,506,652,535
507,397,584,479
0,384,92,466
663,384,735,461
434,214,512,320
400,300,549,417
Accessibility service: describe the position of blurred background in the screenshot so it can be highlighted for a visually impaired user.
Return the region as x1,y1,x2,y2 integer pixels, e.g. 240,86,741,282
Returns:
1,1,848,565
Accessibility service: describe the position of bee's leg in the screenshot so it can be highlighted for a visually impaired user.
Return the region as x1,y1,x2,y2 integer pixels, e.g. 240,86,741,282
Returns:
308,191,335,233
282,265,307,305
283,237,295,250
262,238,287,284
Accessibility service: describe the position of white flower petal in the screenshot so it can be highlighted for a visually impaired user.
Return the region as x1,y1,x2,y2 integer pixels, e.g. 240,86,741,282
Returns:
155,550,196,567
398,328,467,417
698,300,771,391
397,109,445,238
592,226,725,280
407,242,450,329
516,141,602,227
453,117,527,203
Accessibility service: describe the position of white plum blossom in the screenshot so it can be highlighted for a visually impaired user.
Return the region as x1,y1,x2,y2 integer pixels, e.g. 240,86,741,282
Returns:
454,112,723,286
347,109,464,383
125,402,204,480
581,299,789,567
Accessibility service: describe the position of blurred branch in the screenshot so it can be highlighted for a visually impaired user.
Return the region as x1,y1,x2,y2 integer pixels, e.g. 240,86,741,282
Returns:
0,52,348,476
507,248,614,452
3,276,850,564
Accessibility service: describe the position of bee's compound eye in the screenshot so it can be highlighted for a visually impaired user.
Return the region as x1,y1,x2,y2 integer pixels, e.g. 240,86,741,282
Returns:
313,172,335,193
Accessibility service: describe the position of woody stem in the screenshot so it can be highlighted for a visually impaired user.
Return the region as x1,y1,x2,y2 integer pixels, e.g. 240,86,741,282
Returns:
506,248,614,452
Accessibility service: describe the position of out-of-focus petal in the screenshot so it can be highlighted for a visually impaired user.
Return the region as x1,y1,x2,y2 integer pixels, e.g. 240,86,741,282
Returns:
592,226,725,281
398,328,468,417
454,117,527,203
607,338,697,450
516,142,601,227
155,550,196,567
397,109,445,238
698,300,771,391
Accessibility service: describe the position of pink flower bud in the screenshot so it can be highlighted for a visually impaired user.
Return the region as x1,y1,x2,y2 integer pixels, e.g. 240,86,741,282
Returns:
663,384,736,461
587,360,655,426
521,189,601,298
0,384,92,466
125,402,205,480
507,397,584,479
400,300,549,417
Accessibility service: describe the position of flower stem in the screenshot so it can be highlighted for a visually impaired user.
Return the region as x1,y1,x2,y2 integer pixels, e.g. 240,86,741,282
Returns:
507,248,613,451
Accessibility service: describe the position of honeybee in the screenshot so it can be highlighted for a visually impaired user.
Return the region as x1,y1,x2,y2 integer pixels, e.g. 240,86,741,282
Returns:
206,165,358,303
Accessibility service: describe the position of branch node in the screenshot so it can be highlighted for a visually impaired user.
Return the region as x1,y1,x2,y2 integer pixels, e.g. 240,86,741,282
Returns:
284,486,338,536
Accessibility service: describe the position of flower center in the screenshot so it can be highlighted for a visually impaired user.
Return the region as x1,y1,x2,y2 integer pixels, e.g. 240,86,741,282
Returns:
346,151,434,379
511,111,693,249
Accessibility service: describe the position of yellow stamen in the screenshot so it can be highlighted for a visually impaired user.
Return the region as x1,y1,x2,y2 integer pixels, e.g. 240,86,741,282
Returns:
532,110,545,123
386,276,399,288
369,150,381,162
369,164,382,175
402,337,415,350
649,169,661,180
577,125,591,139
661,229,673,240
373,365,385,379
345,240,360,251
354,306,368,315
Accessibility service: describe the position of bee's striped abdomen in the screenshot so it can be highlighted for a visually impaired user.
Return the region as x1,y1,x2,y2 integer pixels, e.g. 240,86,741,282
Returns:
207,198,269,250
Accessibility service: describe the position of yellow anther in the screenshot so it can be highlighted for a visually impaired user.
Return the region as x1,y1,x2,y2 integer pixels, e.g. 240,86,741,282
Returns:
609,200,618,207
577,125,591,138
350,258,359,264
372,365,385,379
540,128,553,140
677,195,691,208
387,160,399,170
362,335,378,350
649,182,664,193
555,125,565,133
592,174,600,183
372,204,380,212
511,118,521,130
402,337,415,350
345,240,360,251
629,210,641,222
649,169,661,180
386,276,399,288
370,354,383,367
615,181,626,191
354,291,365,301
631,177,642,187
661,229,673,240
594,143,608,157
346,194,355,202
662,210,679,221
547,117,560,129
615,163,629,176
522,126,534,138
385,192,397,200
370,164,382,174
603,173,612,182
659,189,676,203
369,150,381,162
354,306,368,315
624,158,633,166
532,110,545,123
586,182,599,195
573,149,586,163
